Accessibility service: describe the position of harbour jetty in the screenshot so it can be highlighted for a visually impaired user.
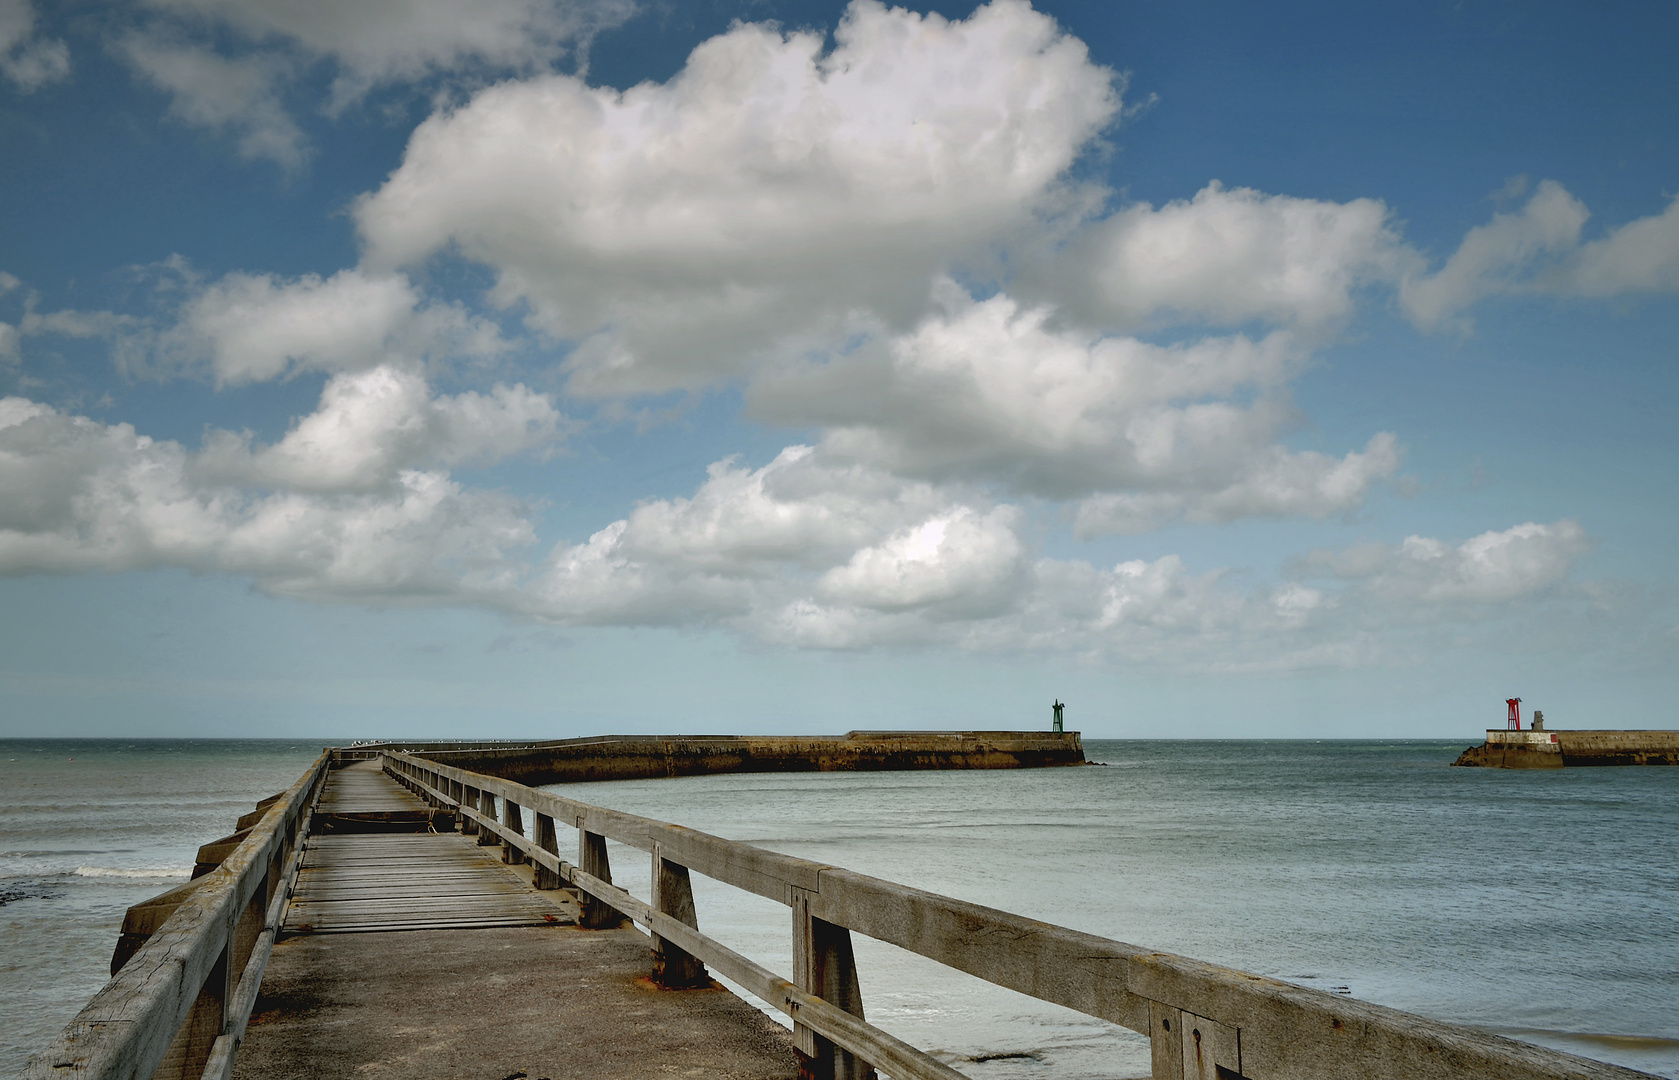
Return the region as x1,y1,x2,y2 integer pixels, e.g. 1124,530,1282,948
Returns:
348,729,1086,786
26,738,1662,1080
1453,729,1679,768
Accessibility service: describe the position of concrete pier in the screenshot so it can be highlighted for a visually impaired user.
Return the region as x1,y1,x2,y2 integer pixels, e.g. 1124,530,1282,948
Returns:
233,926,796,1080
352,730,1086,787
1453,729,1679,767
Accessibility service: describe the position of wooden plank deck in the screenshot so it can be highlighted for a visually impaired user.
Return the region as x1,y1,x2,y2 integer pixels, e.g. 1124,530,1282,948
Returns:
313,763,432,815
283,834,574,933
233,761,799,1080
283,763,572,934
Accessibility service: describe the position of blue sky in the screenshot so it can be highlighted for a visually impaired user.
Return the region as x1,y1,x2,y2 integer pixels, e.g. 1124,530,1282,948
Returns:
1,0,1675,739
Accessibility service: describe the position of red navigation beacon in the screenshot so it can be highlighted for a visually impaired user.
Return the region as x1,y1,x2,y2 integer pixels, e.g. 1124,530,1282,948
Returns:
1506,696,1523,730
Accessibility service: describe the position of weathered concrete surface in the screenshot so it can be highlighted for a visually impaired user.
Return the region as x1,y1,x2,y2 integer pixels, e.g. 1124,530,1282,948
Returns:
1453,730,1565,769
353,731,1085,787
1454,729,1679,767
231,925,799,1080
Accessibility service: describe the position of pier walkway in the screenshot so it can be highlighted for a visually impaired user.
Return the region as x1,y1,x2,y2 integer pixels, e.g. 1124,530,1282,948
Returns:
282,761,566,934
237,760,796,1079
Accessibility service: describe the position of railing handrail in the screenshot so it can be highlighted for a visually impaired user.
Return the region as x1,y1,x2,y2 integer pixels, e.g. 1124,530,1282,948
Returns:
384,750,1655,1080
22,751,332,1080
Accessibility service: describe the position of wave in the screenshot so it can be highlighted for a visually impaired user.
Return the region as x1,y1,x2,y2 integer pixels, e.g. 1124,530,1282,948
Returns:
73,865,192,880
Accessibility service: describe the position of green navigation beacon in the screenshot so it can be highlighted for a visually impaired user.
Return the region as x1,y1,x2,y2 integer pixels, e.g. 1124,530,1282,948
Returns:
1052,699,1065,733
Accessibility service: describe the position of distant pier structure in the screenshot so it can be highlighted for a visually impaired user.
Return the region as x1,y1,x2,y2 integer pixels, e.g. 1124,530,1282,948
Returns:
1455,699,1679,767
351,730,1087,787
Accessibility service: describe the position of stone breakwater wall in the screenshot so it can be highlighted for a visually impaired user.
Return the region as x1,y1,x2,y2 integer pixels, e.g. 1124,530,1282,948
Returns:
1453,729,1679,768
351,731,1086,786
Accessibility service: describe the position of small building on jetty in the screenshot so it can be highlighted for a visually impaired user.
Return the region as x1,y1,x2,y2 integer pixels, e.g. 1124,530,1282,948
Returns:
25,730,1665,1080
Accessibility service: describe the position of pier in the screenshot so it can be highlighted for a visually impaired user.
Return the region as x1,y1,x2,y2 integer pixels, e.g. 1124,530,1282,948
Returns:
25,737,1663,1080
1453,729,1679,768
238,760,795,1079
347,730,1087,786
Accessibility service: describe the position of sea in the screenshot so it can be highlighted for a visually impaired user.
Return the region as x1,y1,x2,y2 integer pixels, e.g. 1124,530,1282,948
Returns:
3,738,1677,1079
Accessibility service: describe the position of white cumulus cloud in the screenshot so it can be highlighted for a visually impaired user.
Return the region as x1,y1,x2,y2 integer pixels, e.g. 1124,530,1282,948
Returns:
141,0,635,111
0,279,144,361
119,33,307,171
1401,180,1589,331
195,364,565,492
0,0,69,92
151,268,507,385
0,397,1602,668
1073,433,1401,536
818,505,1027,616
356,0,1123,394
514,443,1581,668
1564,195,1679,298
0,396,536,599
619,446,946,573
525,446,952,624
752,285,1396,512
1401,182,1679,331
1048,181,1419,331
1298,519,1591,606
117,0,635,168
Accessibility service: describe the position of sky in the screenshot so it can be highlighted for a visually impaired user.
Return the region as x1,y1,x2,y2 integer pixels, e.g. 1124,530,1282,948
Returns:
1,0,1676,739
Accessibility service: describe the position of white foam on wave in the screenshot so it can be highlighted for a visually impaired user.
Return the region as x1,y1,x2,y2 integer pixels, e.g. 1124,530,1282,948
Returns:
73,866,192,880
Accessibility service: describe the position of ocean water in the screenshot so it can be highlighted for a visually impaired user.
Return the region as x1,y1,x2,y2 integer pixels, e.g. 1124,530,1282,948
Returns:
546,741,1679,1079
0,740,325,1074
5,739,1677,1079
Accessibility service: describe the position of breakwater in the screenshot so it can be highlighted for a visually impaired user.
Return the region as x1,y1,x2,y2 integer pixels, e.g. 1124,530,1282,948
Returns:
348,730,1085,787
1453,729,1679,768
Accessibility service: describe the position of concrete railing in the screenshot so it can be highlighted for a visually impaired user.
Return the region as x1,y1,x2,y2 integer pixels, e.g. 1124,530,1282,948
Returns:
22,752,332,1080
382,751,1654,1080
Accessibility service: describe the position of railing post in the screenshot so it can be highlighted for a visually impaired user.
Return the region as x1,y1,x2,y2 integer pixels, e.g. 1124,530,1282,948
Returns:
461,785,480,835
578,829,625,929
229,873,266,990
534,813,561,889
650,843,708,988
1148,1001,1240,1080
152,945,228,1080
501,798,528,864
266,837,286,914
477,790,499,846
432,770,458,832
792,889,876,1080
